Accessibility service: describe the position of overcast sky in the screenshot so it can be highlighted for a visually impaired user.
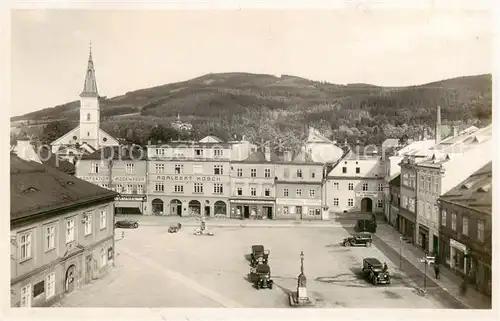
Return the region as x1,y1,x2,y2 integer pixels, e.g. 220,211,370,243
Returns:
10,9,492,116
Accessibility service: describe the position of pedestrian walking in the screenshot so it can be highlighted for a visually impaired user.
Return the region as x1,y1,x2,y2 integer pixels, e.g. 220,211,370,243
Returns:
434,263,440,279
383,262,388,272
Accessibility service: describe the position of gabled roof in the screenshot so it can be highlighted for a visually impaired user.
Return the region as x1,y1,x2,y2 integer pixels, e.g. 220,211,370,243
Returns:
11,155,117,223
199,135,223,143
80,145,147,161
440,162,492,214
38,148,76,175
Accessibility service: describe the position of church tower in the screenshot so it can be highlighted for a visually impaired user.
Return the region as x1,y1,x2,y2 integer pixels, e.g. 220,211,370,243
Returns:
79,44,100,149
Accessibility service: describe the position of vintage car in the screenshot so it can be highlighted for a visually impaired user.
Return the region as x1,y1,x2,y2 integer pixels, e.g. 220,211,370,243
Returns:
168,223,182,233
362,257,391,285
114,220,139,229
250,245,270,266
342,233,372,247
356,219,377,233
249,264,274,289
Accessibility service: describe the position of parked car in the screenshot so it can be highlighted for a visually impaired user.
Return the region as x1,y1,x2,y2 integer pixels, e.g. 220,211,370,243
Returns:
362,257,391,285
342,233,372,247
248,263,274,289
250,245,270,267
356,219,377,233
114,220,139,229
424,253,436,265
168,223,182,233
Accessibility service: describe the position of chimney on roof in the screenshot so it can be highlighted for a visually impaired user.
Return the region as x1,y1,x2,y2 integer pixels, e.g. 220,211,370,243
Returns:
436,106,442,143
264,146,271,162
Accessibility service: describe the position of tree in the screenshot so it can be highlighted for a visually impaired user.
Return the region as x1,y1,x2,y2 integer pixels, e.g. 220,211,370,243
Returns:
40,120,73,145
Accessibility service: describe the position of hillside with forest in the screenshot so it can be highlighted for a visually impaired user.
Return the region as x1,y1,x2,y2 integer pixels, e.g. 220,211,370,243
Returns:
12,72,493,150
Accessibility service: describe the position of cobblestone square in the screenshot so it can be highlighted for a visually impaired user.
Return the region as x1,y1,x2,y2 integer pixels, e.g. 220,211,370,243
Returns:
56,224,446,308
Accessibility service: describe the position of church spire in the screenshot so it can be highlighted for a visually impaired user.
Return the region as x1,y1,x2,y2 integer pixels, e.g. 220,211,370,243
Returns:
80,42,99,97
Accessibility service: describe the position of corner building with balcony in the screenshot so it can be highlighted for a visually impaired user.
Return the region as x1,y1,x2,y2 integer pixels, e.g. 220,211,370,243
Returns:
274,151,326,220
146,136,232,217
10,155,118,307
229,148,277,219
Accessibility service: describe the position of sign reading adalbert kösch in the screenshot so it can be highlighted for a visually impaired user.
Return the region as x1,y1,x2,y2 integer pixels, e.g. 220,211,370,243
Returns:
155,175,222,182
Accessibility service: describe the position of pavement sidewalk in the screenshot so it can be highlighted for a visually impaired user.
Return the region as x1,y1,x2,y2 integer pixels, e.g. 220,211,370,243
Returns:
376,223,491,309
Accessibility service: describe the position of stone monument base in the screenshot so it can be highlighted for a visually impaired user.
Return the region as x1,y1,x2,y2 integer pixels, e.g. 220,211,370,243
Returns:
288,292,316,308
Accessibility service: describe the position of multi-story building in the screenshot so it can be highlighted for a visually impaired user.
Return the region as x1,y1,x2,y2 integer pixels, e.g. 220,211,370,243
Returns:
414,124,492,254
388,174,401,228
229,147,277,219
76,145,148,214
438,162,492,297
327,151,385,215
146,136,232,217
274,151,326,220
10,155,117,307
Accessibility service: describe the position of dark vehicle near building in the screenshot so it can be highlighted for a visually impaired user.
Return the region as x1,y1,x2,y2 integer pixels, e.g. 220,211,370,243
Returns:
248,264,274,289
250,245,270,266
362,257,391,285
343,233,373,247
114,220,139,229
168,223,182,233
356,219,377,233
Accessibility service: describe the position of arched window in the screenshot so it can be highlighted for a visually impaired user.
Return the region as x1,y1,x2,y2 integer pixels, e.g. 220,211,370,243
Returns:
87,113,91,121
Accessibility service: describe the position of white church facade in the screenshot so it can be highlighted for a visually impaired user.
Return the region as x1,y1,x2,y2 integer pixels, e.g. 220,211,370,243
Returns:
51,47,119,154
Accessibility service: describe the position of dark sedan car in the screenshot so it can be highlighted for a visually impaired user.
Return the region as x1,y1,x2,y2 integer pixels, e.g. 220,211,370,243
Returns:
114,220,139,229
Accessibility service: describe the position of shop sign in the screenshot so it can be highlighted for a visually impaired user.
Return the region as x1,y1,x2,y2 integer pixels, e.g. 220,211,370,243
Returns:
230,199,275,205
77,176,109,182
275,198,322,206
450,239,467,252
154,175,222,182
115,195,146,201
113,176,146,182
355,191,380,198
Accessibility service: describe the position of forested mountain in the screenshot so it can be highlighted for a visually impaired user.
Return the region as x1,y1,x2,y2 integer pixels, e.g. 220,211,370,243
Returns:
12,73,492,148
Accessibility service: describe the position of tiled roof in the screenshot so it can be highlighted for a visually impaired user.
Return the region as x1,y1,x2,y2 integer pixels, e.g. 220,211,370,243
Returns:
81,145,147,161
39,148,76,175
242,150,280,163
11,155,117,222
440,162,492,214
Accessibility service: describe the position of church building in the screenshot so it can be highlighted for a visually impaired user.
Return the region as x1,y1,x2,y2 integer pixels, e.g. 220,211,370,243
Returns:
51,46,119,154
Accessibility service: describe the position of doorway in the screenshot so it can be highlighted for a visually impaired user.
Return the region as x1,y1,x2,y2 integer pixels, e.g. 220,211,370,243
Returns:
85,255,92,284
433,235,439,256
264,206,273,219
170,199,182,216
65,264,77,293
295,206,303,220
244,206,250,219
361,198,373,212
204,206,211,217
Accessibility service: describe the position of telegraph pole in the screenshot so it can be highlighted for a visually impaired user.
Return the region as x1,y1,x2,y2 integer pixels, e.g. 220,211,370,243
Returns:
399,236,402,270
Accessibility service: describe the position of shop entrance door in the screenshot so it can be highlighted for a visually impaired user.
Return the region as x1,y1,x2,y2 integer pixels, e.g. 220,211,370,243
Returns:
244,206,250,219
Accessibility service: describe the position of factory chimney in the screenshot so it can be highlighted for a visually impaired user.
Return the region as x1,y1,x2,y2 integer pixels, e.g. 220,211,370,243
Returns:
435,106,441,143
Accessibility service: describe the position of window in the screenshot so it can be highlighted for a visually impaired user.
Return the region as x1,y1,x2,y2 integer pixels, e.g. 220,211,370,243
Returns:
214,165,224,175
377,200,383,208
433,177,439,193
333,198,339,206
137,185,143,194
87,113,91,121
100,248,107,268
296,189,302,197
116,184,123,193
362,183,368,191
125,163,135,174
348,183,354,190
426,203,431,219
426,176,431,192
87,132,90,137
84,213,92,236
451,212,457,231
100,210,107,230
283,168,289,178
155,148,164,156
283,188,289,197
213,183,224,194
310,170,316,178
283,206,289,215
408,198,415,212
251,187,257,196
91,162,99,174
194,182,203,193
155,182,164,192
66,219,75,243
433,206,439,223
46,273,55,299
348,198,354,207
308,208,315,215
174,164,184,174
296,169,302,178
402,196,408,208
125,184,133,194
195,149,203,156
45,226,55,251
342,167,347,174
409,175,415,188
193,164,203,174
309,189,315,197
20,284,32,308
356,167,360,174
477,220,484,242
34,280,44,298
441,209,447,226
237,187,243,195
378,183,384,192
174,185,184,193
333,182,339,190
420,176,425,191
264,168,271,178
19,233,32,261
264,188,270,196
214,149,223,157
250,169,257,178
237,168,243,177
155,163,164,174
462,217,469,236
